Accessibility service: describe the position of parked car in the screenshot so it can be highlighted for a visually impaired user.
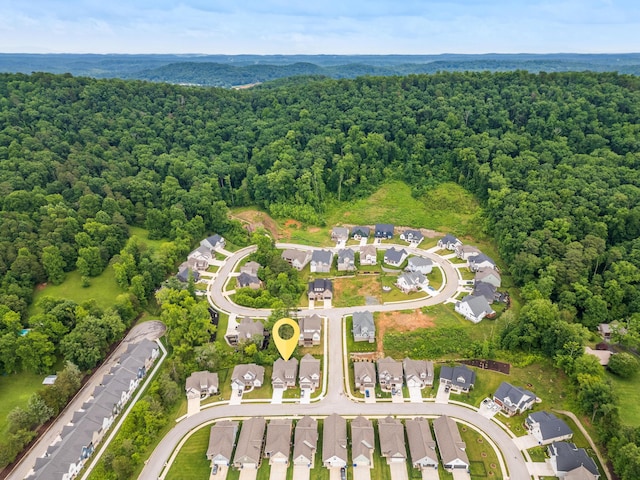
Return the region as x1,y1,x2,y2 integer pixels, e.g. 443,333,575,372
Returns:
365,389,370,398
212,465,218,475
340,467,346,480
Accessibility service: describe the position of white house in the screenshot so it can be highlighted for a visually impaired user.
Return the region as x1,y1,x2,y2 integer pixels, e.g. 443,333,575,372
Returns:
455,295,495,323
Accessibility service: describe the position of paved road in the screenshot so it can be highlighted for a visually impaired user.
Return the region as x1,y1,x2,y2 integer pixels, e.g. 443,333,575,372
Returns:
7,321,166,480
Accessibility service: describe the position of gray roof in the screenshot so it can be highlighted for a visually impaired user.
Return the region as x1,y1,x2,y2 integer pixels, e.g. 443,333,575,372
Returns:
264,419,293,459
460,294,494,317
494,382,535,411
398,271,427,287
332,226,350,238
360,245,376,258
205,234,223,246
377,357,403,382
186,371,218,393
475,268,501,283
375,224,394,236
440,234,460,245
457,245,481,256
300,314,322,333
299,354,321,382
406,418,437,466
527,412,573,441
378,417,406,459
338,248,355,263
207,420,239,461
550,442,598,476
237,272,260,288
177,264,200,282
352,311,375,335
469,253,496,266
354,362,376,384
293,416,318,463
403,359,434,384
440,365,476,389
234,417,266,465
282,249,310,265
236,318,265,339
351,416,375,463
322,413,348,463
402,229,424,241
473,281,497,301
241,261,261,275
309,278,332,293
408,256,432,268
311,249,333,265
231,364,265,386
432,416,469,467
385,247,408,264
272,358,299,384
352,226,370,237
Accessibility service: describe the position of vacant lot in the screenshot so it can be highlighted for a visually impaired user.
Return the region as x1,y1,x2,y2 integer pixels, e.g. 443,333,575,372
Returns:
377,310,435,354
333,275,381,307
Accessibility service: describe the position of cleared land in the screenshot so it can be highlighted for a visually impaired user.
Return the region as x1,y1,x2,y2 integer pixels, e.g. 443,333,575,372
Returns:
376,310,435,354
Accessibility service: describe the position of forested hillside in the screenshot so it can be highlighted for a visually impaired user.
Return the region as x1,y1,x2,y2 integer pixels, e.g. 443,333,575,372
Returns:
2,70,640,476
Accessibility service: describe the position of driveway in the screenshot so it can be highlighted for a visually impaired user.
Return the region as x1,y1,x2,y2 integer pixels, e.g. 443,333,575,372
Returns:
364,388,376,404
239,468,258,480
389,463,408,480
300,388,311,404
352,466,371,480
229,389,243,405
391,389,404,404
211,465,228,480
526,461,556,477
435,382,450,404
451,469,471,480
187,396,201,416
408,386,423,403
292,465,311,480
329,467,342,480
269,463,288,480
513,433,540,450
420,468,439,480
271,388,284,405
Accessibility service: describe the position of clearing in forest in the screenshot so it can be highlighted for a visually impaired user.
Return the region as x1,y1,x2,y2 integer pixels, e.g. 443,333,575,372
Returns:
377,310,436,354
229,209,280,239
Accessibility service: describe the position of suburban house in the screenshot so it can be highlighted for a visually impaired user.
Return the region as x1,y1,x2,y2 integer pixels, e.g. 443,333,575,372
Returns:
293,416,318,468
375,224,395,239
396,271,429,293
351,416,375,468
240,261,261,276
352,226,370,240
331,226,350,242
406,417,438,469
525,411,573,445
322,414,348,468
185,371,219,399
433,416,470,470
27,340,159,480
207,420,239,466
282,249,312,271
310,249,334,273
201,234,226,251
475,268,501,288
226,317,264,346
233,417,266,469
298,354,321,391
548,442,600,479
400,229,424,245
468,253,497,272
359,245,377,266
384,247,408,267
187,245,212,269
176,263,200,283
337,248,356,272
455,244,481,260
353,362,376,392
472,281,497,304
352,311,375,343
438,234,462,251
237,272,262,290
298,314,322,346
493,382,537,416
308,279,333,301
264,419,293,465
439,364,476,393
230,364,265,391
272,358,299,389
378,416,407,464
403,359,434,388
377,357,404,391
406,256,433,274
455,295,495,323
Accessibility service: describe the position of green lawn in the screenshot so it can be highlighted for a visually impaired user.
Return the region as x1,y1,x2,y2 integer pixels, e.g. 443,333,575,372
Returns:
345,316,376,354
0,372,51,436
428,266,443,290
606,371,640,426
30,265,125,315
459,424,503,480
380,274,429,303
129,226,168,251
165,426,211,480
325,181,480,235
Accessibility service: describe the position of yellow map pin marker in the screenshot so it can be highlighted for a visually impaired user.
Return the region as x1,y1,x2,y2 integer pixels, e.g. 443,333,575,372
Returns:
272,318,300,361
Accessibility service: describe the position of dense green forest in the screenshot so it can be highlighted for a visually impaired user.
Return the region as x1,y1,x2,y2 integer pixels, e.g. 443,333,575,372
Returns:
2,70,640,476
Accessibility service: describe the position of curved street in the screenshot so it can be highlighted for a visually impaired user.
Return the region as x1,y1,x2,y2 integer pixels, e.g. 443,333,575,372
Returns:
140,242,530,480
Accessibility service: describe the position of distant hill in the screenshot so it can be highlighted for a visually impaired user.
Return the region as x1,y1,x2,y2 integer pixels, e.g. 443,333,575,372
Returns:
1,53,639,86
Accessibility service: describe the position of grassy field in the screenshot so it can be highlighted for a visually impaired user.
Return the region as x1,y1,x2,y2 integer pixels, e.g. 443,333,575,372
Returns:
129,226,168,251
165,426,211,480
0,372,52,436
606,371,640,426
459,424,503,480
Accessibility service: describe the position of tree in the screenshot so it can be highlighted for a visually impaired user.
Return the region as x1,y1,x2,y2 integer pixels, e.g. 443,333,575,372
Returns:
41,245,66,285
16,331,56,374
608,352,639,379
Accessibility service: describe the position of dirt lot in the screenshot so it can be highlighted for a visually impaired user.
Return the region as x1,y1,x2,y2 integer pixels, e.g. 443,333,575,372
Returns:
230,209,280,239
377,310,436,354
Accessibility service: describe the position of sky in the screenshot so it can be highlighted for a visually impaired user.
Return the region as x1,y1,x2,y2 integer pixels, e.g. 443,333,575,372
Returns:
0,0,639,55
